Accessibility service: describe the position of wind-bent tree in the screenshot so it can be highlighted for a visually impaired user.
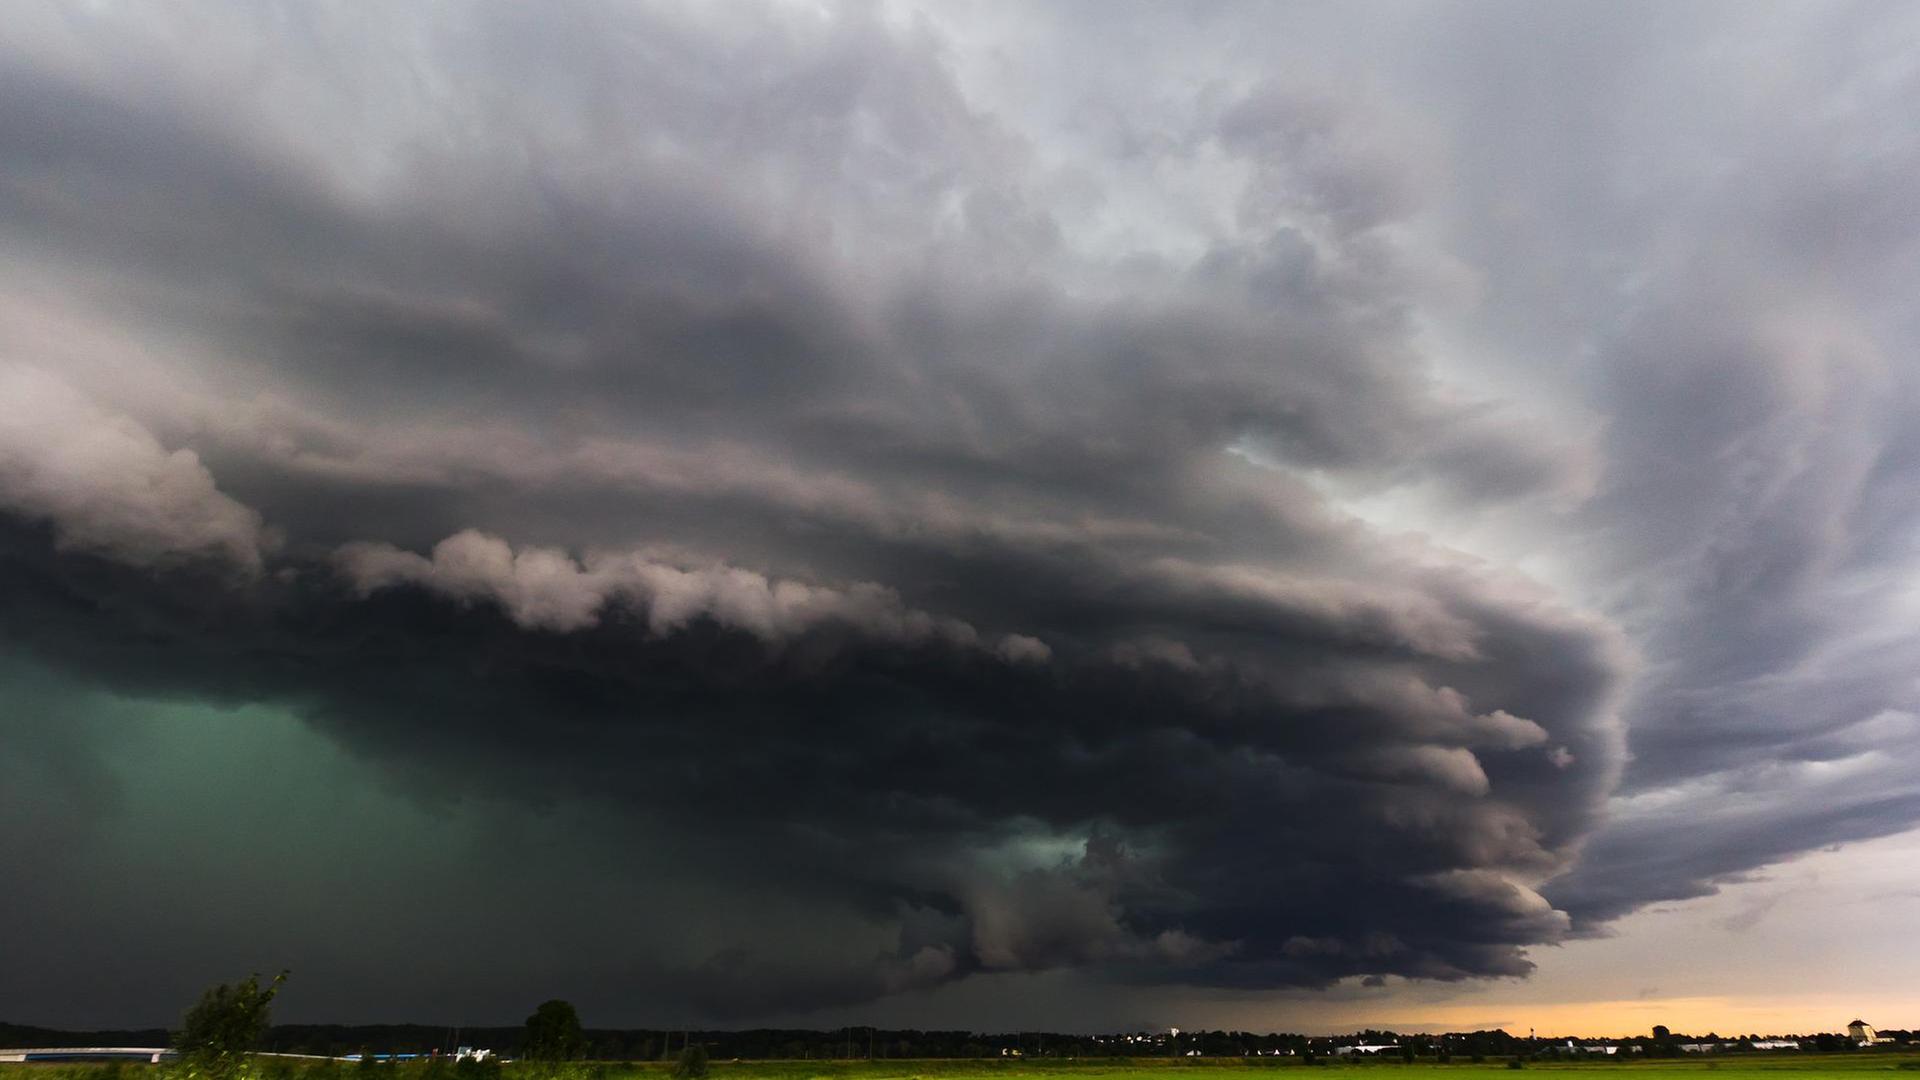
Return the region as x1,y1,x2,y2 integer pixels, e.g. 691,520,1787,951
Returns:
174,971,290,1080
521,1000,584,1061
672,1037,710,1068
671,1043,709,1080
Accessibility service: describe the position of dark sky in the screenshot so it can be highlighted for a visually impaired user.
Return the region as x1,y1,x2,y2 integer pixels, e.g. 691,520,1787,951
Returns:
4,0,1920,1035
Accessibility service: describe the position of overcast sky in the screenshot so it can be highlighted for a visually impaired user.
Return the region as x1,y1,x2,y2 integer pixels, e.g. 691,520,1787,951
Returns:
5,0,1920,1037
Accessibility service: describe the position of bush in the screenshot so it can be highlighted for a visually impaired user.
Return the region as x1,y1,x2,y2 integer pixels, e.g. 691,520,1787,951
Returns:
453,1058,501,1080
1507,1059,1525,1069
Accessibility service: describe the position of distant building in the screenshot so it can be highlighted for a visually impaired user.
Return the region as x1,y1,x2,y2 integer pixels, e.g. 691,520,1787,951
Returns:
0,1049,172,1064
1750,1041,1801,1051
1334,1044,1399,1056
1848,1020,1892,1047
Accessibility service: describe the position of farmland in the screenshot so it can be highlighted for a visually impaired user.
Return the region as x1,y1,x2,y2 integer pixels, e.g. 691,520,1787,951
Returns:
9,1053,1920,1080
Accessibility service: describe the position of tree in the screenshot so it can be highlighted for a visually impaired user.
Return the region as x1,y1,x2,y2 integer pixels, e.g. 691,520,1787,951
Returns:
521,1000,584,1061
672,1043,709,1080
174,971,289,1080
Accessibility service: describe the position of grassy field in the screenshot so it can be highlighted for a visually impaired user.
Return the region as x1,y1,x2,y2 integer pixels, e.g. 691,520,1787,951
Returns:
8,1056,1920,1080
678,1057,1920,1080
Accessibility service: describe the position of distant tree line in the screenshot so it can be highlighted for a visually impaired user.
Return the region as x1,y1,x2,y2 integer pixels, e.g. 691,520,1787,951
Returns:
8,1006,1914,1065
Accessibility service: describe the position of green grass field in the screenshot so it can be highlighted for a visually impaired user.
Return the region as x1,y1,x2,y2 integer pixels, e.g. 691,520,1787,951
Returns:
677,1056,1920,1080
9,1055,1920,1080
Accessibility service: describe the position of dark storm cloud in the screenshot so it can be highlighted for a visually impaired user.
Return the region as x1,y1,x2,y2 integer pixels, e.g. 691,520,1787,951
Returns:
4,0,1920,1025
0,495,1620,1013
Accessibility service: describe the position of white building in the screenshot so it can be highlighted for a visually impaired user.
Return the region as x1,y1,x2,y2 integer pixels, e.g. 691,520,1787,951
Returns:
1847,1020,1892,1046
1334,1044,1399,1056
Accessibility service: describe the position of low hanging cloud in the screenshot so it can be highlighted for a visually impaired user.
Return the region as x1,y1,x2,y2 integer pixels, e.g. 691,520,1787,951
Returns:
0,366,1623,1015
0,363,268,571
338,529,1048,663
4,0,1920,1027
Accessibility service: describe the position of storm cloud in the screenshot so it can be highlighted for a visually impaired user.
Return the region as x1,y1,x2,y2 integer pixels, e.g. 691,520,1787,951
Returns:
3,0,1919,1027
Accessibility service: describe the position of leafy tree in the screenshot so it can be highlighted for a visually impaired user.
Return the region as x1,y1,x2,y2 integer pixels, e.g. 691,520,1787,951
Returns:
174,971,289,1080
672,1043,709,1080
522,1000,584,1061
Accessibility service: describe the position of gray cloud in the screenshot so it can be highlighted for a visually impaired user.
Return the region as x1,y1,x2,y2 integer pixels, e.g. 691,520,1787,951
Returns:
2,0,1918,1028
